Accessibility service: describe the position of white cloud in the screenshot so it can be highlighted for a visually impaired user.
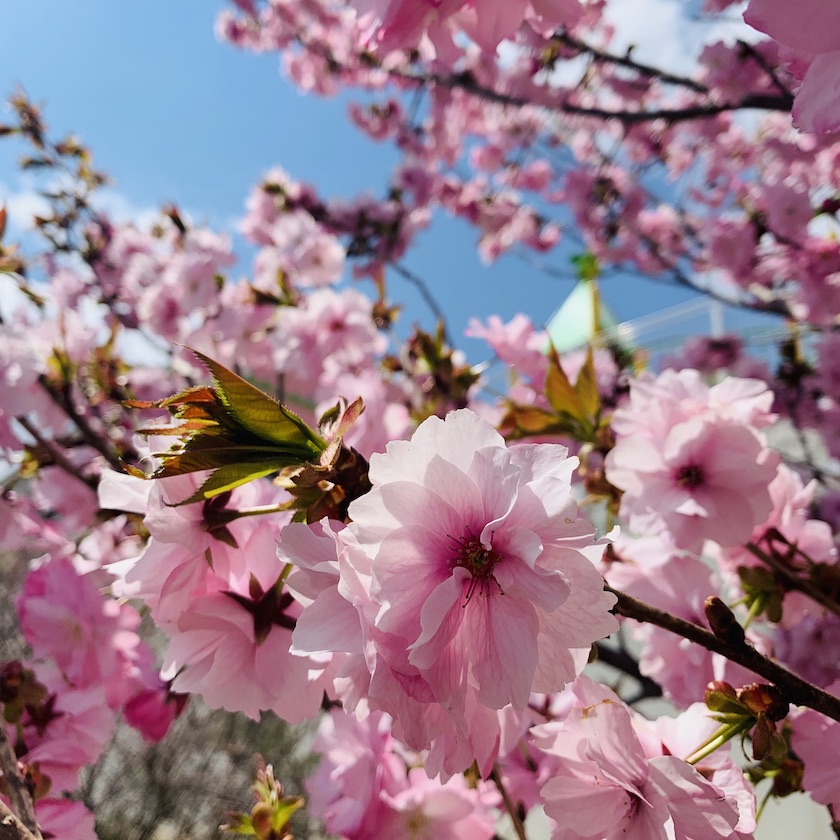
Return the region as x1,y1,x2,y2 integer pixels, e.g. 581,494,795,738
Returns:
603,0,756,74
0,178,50,235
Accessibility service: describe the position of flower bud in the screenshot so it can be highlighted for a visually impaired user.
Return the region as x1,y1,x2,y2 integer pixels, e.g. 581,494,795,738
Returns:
704,596,746,647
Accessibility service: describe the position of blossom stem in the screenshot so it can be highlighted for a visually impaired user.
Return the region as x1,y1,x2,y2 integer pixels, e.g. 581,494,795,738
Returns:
490,766,528,840
742,595,765,631
684,719,752,765
607,585,840,723
754,785,774,824
745,543,840,621
225,503,297,521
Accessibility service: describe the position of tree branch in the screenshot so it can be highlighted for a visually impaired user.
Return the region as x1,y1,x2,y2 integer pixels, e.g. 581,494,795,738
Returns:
594,640,662,700
0,729,41,840
608,585,840,723
0,803,40,840
37,377,124,471
554,31,710,94
391,262,451,343
16,415,98,491
401,69,793,124
746,542,840,622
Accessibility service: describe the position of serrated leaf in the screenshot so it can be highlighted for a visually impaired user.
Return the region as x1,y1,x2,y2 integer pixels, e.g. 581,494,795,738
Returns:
501,404,559,437
193,350,325,454
174,462,288,505
153,446,302,478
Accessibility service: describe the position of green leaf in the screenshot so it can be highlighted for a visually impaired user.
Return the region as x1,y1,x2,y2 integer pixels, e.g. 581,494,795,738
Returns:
271,797,304,833
193,350,325,455
174,462,287,505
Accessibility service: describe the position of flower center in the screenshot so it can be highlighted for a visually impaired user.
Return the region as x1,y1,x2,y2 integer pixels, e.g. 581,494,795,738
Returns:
448,533,502,603
675,463,705,488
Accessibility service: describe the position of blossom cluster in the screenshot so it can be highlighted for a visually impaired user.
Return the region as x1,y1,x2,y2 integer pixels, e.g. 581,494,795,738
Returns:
4,0,840,835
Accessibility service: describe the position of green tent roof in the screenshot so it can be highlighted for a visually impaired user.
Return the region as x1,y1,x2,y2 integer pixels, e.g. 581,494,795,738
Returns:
543,279,627,354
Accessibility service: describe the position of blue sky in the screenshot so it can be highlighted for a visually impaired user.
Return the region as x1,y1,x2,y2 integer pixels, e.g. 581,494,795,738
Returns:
0,0,777,362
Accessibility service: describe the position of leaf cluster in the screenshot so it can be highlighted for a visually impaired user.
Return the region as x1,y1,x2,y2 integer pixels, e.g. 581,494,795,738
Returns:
129,351,328,505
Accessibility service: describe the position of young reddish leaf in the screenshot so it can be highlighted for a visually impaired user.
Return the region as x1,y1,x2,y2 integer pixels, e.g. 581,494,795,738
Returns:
575,346,601,421
544,344,584,418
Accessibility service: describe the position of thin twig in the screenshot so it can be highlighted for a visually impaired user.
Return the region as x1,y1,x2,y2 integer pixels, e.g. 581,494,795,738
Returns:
0,802,40,840
608,586,840,723
401,69,793,124
0,729,41,840
746,543,840,621
554,31,709,93
37,377,124,471
16,415,97,491
594,641,662,700
390,262,451,343
490,766,528,840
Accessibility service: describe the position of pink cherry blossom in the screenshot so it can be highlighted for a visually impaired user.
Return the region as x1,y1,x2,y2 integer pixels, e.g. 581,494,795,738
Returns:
606,370,780,550
791,681,840,813
17,556,148,708
744,0,840,133
306,709,414,839
35,798,97,840
343,409,615,770
20,672,116,793
161,522,331,722
607,415,779,550
535,689,741,840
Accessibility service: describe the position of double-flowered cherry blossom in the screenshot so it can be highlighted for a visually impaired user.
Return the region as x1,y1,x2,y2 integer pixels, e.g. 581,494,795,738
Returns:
281,408,618,774
534,678,746,840
605,370,780,551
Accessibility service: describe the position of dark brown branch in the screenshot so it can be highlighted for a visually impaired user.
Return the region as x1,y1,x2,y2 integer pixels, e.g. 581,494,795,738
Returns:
0,728,41,840
594,641,662,700
551,93,794,124
395,66,793,124
608,586,840,723
736,39,794,99
0,803,40,840
555,31,709,93
37,376,124,471
490,766,528,840
16,416,98,491
295,31,794,125
746,542,840,622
